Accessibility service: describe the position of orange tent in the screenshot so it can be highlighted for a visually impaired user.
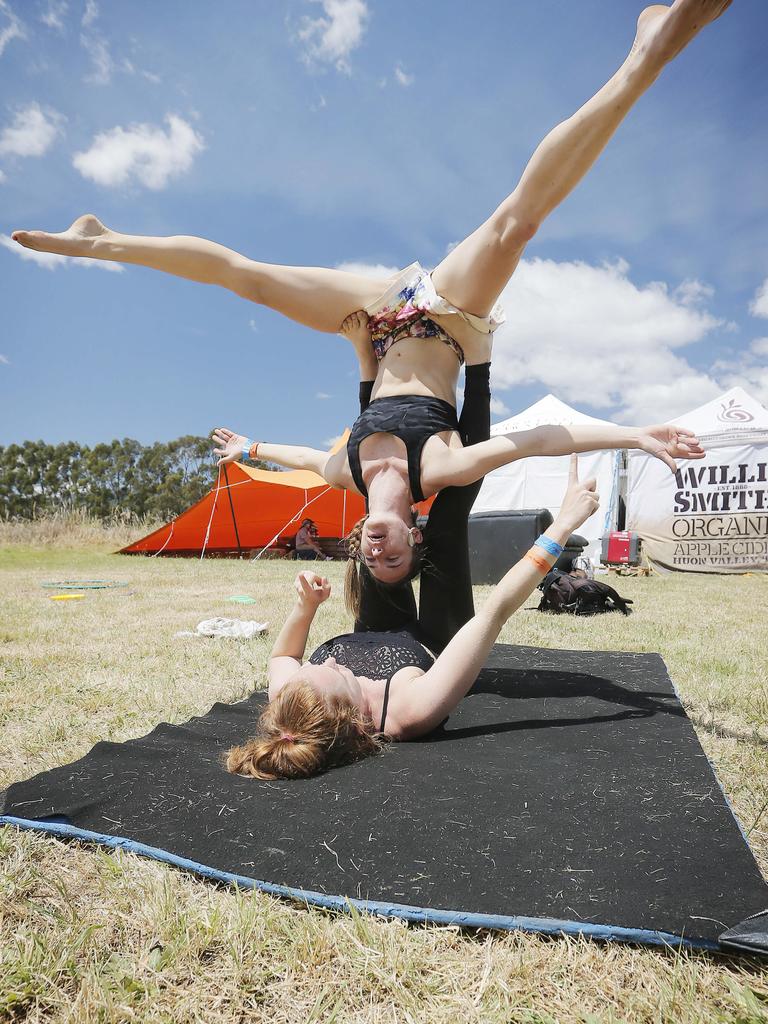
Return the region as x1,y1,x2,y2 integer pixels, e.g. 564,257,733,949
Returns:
121,429,436,558
120,460,366,557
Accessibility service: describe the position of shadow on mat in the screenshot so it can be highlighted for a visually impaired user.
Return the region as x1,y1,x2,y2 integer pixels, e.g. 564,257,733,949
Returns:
430,669,682,742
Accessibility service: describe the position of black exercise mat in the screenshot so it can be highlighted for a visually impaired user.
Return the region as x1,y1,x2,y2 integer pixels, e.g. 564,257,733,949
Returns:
3,645,767,954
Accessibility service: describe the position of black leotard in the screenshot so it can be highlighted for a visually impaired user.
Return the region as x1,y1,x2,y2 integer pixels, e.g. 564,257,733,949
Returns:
308,629,435,732
346,394,459,503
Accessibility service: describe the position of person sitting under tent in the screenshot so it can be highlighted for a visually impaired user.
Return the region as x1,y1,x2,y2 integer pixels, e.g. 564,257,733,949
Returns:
13,0,728,586
294,519,332,562
227,457,598,779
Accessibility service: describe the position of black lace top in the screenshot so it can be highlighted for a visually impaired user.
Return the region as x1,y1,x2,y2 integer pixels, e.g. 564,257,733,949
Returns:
308,629,435,732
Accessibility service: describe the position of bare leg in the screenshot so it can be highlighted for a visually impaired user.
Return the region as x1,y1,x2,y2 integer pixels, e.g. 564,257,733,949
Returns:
431,1,732,316
11,215,392,333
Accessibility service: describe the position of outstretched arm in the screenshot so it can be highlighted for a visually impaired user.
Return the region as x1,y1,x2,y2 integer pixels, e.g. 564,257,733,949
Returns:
268,572,331,699
432,421,705,488
386,457,598,738
212,426,343,481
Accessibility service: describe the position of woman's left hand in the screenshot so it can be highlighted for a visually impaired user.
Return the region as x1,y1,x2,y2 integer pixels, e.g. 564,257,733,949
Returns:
295,571,332,608
636,425,705,473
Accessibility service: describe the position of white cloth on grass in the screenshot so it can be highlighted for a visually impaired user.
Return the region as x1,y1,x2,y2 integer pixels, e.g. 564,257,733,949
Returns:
175,618,268,639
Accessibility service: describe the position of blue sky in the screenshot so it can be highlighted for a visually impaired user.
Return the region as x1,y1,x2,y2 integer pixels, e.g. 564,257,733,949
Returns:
1,0,767,448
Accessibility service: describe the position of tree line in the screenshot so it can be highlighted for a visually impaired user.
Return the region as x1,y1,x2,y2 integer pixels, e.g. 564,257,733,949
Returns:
0,436,268,521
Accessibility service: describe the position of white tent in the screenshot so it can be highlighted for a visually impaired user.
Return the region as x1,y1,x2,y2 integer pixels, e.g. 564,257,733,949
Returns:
471,394,622,555
627,386,768,573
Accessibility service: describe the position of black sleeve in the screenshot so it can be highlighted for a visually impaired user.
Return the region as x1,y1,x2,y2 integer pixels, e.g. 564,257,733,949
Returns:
416,362,491,654
359,380,375,414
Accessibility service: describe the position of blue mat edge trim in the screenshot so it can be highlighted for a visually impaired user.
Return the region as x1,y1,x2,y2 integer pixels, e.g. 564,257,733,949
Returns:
0,814,722,953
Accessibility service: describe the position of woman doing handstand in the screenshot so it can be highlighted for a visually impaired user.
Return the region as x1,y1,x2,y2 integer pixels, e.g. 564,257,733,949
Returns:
12,2,728,581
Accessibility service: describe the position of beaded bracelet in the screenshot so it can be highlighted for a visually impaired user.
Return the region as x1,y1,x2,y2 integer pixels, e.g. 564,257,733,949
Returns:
525,550,553,575
534,535,563,558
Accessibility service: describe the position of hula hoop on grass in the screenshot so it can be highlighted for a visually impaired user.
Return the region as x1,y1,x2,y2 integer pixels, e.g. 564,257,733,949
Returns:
41,580,129,590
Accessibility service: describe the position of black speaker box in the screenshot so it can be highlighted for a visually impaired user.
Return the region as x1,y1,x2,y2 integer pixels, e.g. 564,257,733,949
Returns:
468,508,560,585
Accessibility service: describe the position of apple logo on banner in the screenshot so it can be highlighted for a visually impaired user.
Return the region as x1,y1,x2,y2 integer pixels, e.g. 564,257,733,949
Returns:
717,399,754,424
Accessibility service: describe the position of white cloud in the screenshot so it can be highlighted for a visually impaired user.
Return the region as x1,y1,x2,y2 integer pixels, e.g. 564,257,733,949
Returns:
0,233,124,272
673,279,714,307
72,114,204,190
297,0,368,73
331,256,736,424
315,391,332,400
0,169,5,183
78,0,116,84
81,26,113,83
0,353,9,364
489,257,725,424
40,0,67,31
394,63,413,87
712,338,768,409
489,397,510,417
0,102,63,157
248,319,259,333
750,279,768,319
324,434,343,448
82,0,97,27
0,0,25,57
335,260,398,279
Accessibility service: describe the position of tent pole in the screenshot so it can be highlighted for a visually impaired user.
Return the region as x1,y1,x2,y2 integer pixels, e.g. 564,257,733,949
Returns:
200,467,223,561
222,464,243,557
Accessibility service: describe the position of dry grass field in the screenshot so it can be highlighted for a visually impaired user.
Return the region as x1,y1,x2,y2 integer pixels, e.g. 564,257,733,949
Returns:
1,521,767,1023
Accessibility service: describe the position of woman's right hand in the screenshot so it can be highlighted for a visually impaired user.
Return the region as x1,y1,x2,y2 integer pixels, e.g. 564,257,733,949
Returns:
556,455,600,533
212,426,248,465
294,571,332,609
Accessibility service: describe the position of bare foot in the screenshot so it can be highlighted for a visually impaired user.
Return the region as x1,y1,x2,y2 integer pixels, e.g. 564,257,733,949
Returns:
11,214,110,257
629,0,732,69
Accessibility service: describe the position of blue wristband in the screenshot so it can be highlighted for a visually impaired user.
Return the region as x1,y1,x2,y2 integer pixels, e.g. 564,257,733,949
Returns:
241,439,252,461
534,535,563,558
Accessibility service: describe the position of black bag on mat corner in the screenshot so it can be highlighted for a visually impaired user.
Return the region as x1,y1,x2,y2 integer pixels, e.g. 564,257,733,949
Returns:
538,569,633,616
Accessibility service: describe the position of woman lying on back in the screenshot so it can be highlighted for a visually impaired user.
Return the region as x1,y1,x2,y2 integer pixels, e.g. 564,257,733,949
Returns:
228,456,598,780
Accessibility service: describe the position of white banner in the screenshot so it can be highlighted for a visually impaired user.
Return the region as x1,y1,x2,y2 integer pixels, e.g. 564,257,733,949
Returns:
627,445,768,573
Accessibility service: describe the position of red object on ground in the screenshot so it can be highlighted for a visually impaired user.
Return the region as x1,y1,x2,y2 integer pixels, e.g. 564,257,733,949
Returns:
601,531,641,565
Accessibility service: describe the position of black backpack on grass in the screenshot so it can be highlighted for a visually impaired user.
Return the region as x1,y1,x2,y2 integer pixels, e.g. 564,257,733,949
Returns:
538,569,633,616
